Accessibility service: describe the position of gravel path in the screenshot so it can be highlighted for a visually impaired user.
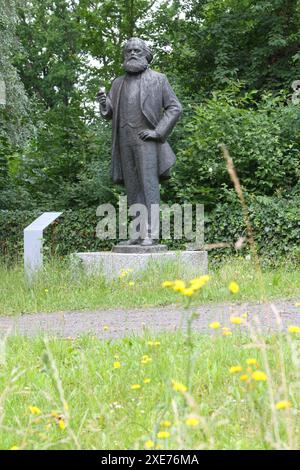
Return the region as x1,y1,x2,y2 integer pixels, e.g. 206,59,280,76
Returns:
0,300,299,339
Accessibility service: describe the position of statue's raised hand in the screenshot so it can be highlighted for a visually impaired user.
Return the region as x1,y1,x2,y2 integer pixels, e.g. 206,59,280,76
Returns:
138,129,159,141
96,87,107,107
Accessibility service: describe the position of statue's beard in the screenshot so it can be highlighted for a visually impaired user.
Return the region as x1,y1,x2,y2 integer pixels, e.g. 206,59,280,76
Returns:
123,56,148,74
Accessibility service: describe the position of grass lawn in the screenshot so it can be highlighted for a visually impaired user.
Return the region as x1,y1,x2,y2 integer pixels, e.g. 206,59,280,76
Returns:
0,257,300,315
1,330,299,450
1,257,300,450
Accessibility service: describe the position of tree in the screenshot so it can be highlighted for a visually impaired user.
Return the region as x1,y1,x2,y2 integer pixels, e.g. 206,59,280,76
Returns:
166,0,300,96
0,0,31,196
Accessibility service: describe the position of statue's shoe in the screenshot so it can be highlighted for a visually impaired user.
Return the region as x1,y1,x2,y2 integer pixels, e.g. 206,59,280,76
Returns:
140,238,157,247
118,239,140,246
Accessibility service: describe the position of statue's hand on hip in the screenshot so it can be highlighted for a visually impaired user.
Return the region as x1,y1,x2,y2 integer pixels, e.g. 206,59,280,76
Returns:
138,129,160,141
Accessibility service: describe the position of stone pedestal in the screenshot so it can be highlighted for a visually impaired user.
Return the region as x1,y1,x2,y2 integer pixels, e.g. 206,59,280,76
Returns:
73,249,208,279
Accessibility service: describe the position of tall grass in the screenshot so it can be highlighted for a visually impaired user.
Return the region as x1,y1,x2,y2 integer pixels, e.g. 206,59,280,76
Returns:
0,326,300,450
0,257,299,315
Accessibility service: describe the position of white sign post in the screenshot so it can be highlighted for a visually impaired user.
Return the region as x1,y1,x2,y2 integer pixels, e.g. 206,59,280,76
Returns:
24,212,62,278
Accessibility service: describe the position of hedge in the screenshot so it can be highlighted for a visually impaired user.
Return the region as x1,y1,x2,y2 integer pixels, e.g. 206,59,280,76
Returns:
0,195,299,264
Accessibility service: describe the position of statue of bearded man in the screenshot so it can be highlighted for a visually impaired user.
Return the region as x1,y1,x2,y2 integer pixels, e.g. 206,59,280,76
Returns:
98,37,182,246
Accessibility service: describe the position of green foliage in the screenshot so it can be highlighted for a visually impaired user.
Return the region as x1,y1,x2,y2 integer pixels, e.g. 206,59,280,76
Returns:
0,0,33,207
12,118,117,210
16,0,84,109
1,191,300,264
0,209,112,262
0,0,31,146
172,0,300,95
206,193,300,264
171,86,300,207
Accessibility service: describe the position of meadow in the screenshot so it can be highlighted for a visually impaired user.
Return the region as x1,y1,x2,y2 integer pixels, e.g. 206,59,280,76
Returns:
0,257,300,315
0,261,300,450
1,329,300,450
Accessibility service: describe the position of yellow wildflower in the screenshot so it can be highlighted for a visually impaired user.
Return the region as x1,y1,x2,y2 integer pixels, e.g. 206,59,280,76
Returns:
240,374,249,381
162,281,173,288
10,446,19,450
185,417,199,427
156,444,162,449
209,321,221,329
172,380,187,392
229,365,243,374
58,419,66,430
119,268,133,278
275,400,292,410
103,325,109,331
246,358,258,366
131,384,141,390
252,371,267,381
222,330,232,336
143,378,151,384
161,420,171,428
29,406,41,415
295,303,300,307
189,275,211,291
173,280,186,292
141,355,152,364
230,316,243,325
128,281,135,286
288,325,300,334
145,440,154,449
157,431,170,439
113,361,121,369
241,313,249,318
147,340,161,347
181,287,194,297
229,281,240,294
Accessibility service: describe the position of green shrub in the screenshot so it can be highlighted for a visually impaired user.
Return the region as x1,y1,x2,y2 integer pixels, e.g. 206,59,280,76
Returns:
206,192,300,264
1,193,299,264
171,87,300,209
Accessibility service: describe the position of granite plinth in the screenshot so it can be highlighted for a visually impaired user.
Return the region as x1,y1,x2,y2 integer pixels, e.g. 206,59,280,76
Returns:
73,250,208,279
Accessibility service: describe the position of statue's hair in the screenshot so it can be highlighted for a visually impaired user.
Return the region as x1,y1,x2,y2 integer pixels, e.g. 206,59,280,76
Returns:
123,37,153,64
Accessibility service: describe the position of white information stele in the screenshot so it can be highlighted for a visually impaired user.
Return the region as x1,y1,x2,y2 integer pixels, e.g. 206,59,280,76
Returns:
24,212,62,278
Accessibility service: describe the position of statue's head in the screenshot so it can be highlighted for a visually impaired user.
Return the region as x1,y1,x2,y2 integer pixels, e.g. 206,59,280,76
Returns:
123,37,153,74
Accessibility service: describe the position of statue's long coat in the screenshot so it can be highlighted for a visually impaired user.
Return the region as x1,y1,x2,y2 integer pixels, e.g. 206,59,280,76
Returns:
101,68,182,185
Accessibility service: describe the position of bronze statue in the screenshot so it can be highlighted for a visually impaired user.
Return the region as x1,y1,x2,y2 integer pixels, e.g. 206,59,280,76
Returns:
98,37,182,246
